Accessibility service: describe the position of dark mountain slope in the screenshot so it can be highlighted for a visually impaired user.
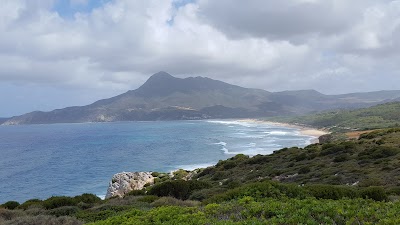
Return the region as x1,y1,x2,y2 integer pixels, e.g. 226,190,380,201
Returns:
3,72,400,125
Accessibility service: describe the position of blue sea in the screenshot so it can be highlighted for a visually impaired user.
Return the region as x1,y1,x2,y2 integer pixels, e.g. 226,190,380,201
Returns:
0,120,315,203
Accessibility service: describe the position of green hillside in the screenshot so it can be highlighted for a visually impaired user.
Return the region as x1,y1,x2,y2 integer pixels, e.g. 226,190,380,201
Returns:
272,102,400,132
2,128,400,224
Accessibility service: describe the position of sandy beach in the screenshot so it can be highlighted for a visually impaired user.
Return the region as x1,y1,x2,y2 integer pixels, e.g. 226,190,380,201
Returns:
238,119,329,143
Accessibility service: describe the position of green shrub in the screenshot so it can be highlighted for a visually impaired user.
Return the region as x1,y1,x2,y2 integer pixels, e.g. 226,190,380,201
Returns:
172,169,189,180
295,153,308,161
360,187,388,201
189,188,225,201
305,185,358,200
2,215,83,225
42,196,77,209
74,194,101,204
1,201,20,210
0,208,24,220
138,195,159,203
48,206,80,217
298,166,311,174
151,172,160,177
205,181,283,203
197,167,216,177
358,146,400,159
125,190,146,196
211,171,228,180
18,199,43,210
245,155,269,164
333,153,350,162
76,210,119,223
148,180,211,200
151,197,200,207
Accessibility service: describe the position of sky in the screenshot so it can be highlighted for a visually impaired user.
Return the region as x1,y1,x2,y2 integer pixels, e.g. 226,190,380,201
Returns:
1,0,400,117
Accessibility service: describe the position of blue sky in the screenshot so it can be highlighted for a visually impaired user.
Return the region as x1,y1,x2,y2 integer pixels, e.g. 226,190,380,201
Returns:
52,0,195,18
52,0,111,18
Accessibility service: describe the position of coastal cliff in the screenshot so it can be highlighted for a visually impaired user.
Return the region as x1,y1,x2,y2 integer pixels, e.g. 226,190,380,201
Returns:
105,172,154,199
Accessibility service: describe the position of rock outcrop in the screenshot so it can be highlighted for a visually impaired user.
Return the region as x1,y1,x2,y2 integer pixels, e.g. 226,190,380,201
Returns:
105,172,154,199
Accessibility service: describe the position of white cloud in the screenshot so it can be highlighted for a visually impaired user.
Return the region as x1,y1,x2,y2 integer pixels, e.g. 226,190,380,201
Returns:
1,0,400,115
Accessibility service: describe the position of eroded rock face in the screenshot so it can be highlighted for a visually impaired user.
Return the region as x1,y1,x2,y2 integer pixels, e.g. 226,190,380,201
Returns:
105,172,154,199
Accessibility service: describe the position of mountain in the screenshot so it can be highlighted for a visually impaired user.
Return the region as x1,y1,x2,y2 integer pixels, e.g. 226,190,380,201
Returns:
3,71,400,125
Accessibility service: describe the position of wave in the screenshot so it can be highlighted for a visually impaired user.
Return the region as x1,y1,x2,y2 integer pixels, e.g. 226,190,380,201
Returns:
264,131,292,136
214,141,227,146
207,120,257,128
214,141,230,154
96,194,106,200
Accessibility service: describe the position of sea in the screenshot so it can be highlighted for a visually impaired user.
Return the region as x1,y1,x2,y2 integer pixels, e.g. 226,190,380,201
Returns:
0,120,315,203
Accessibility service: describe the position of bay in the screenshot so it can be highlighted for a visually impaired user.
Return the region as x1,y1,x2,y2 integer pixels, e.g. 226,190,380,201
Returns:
0,120,314,203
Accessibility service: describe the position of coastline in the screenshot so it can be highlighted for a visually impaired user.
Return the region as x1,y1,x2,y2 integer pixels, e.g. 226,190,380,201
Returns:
237,119,329,143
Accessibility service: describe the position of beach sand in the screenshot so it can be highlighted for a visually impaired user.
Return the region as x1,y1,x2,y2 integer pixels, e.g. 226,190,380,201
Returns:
238,119,329,143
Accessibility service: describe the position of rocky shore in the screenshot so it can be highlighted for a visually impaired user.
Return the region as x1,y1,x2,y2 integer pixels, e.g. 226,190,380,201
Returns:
105,172,155,199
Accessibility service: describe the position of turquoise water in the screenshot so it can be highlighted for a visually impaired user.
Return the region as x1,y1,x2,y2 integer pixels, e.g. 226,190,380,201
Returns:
0,120,314,203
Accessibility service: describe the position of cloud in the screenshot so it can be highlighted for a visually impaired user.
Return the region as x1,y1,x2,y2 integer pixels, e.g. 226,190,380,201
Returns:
197,0,363,42
1,0,400,115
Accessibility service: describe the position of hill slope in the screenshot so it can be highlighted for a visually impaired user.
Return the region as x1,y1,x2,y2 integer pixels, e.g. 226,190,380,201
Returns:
194,128,400,188
274,102,400,131
3,72,400,125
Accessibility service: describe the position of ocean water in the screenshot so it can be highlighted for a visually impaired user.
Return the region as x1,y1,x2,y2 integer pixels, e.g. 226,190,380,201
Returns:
0,120,314,203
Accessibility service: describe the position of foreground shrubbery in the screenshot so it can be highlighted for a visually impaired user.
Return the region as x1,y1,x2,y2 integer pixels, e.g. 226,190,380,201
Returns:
1,179,393,224
89,198,400,225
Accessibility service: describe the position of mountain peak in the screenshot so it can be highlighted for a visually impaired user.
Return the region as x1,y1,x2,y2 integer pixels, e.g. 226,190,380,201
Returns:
148,71,174,80
135,72,180,97
134,72,241,97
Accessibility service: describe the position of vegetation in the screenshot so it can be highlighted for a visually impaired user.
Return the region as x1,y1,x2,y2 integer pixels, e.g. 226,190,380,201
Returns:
2,126,400,224
271,102,400,132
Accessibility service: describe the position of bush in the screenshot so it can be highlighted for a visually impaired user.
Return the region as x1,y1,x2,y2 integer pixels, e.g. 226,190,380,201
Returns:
298,166,311,174
1,215,83,225
151,172,160,177
125,190,146,197
0,208,24,221
148,180,211,200
48,206,80,217
333,154,350,162
305,185,358,200
75,210,118,223
138,195,159,203
189,188,226,201
172,169,189,180
42,196,77,209
359,146,400,159
151,197,200,207
74,194,101,204
18,199,43,210
295,153,308,161
1,201,20,210
197,167,216,177
205,181,284,203
360,187,388,201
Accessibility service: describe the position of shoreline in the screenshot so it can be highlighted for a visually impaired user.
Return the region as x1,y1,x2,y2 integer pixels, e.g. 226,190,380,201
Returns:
237,119,329,143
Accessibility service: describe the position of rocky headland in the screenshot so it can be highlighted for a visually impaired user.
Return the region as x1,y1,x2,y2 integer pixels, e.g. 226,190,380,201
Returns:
105,172,155,199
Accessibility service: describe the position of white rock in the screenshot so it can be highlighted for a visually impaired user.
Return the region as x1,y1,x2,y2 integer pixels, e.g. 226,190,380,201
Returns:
105,172,154,199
